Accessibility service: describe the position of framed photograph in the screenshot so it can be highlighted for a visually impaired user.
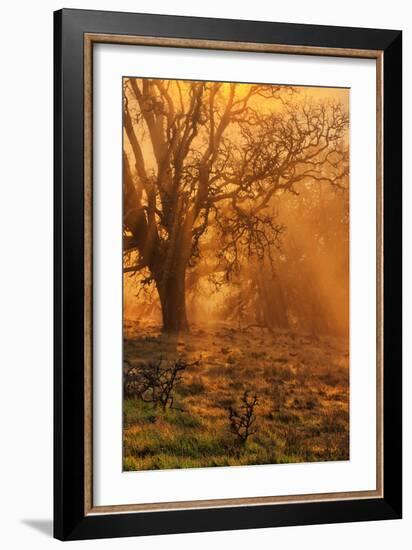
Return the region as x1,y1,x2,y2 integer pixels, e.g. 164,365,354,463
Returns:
54,8,402,540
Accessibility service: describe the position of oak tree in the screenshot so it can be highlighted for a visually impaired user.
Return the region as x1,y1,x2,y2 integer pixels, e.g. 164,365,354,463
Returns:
123,79,348,333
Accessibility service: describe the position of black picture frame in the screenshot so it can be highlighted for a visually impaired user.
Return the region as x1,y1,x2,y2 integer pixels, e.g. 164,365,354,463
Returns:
54,8,402,541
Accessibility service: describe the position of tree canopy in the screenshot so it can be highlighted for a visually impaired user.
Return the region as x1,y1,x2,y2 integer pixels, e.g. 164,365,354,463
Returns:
123,78,349,333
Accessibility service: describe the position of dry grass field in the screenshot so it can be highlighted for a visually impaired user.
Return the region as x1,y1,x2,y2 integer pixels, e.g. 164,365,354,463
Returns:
123,320,349,471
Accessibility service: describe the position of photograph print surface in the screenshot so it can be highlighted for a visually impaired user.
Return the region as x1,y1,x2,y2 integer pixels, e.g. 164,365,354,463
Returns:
122,78,350,471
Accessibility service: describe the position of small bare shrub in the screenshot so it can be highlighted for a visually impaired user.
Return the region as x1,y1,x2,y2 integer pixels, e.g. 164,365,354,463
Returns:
227,391,259,445
124,357,198,410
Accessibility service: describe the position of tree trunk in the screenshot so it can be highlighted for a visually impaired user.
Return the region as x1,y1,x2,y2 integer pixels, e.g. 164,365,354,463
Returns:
156,267,189,333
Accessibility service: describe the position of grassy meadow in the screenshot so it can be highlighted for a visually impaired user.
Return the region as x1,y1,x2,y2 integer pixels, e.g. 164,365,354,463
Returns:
123,320,349,471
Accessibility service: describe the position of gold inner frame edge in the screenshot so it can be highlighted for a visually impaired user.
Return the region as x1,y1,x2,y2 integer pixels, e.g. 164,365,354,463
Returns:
84,33,384,515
